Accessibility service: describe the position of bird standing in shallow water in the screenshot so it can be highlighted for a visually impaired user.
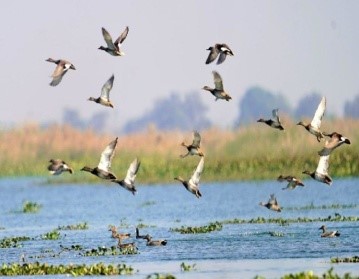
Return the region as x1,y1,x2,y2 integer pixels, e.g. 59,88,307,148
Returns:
88,74,115,108
319,225,340,237
205,43,234,65
180,130,204,158
81,137,118,180
318,132,351,156
99,26,129,56
111,158,141,195
297,96,326,142
302,155,332,186
202,71,232,101
259,194,281,212
46,58,76,86
277,175,304,190
47,159,73,175
174,157,204,198
257,109,284,130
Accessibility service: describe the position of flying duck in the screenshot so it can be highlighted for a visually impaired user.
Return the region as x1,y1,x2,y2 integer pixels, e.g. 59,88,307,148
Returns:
205,43,234,65
297,96,326,142
88,74,115,108
46,58,76,86
277,175,304,190
202,71,232,101
174,157,204,198
259,194,281,212
143,234,167,246
302,155,332,185
99,26,129,56
180,130,204,158
319,225,340,237
257,109,285,130
111,158,141,195
47,159,73,175
81,137,118,180
318,132,351,156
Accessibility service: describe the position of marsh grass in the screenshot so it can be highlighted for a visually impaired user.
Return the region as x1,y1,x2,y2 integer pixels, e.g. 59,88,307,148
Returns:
0,119,358,183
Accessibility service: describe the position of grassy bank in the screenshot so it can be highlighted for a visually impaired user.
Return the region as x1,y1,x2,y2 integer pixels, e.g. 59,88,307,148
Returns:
0,119,358,183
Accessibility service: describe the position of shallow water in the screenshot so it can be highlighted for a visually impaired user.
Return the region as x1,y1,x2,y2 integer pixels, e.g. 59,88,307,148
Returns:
0,177,358,278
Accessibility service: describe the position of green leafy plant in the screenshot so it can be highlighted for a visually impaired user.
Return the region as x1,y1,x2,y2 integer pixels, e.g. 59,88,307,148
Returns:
171,222,222,234
41,230,61,240
180,262,196,272
57,222,88,230
22,201,42,213
0,236,31,248
146,273,176,279
331,256,359,263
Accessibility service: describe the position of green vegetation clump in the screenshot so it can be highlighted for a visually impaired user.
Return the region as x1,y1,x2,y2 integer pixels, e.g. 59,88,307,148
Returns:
83,245,138,256
171,222,222,234
41,230,61,240
0,262,134,276
280,267,356,279
0,236,31,248
146,273,176,279
268,231,285,237
180,262,196,272
285,203,358,211
22,201,42,213
57,222,88,230
331,256,359,263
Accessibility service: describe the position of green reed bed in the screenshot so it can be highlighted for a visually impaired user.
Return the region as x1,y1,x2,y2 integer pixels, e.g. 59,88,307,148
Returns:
0,262,134,276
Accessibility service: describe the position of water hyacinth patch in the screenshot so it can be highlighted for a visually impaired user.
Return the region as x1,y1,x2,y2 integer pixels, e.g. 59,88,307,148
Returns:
22,201,42,213
171,222,222,234
331,256,359,263
57,222,89,230
180,262,196,272
41,230,61,240
146,273,176,279
0,236,31,248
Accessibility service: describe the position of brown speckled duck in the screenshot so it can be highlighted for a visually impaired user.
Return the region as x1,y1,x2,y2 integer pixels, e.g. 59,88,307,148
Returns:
205,43,234,65
202,71,232,101
143,234,167,246
47,159,73,175
180,130,204,158
46,58,76,86
88,74,115,108
81,137,118,180
174,157,204,198
259,194,281,212
277,175,304,190
303,155,332,186
111,158,141,195
257,109,284,130
297,96,326,142
319,225,340,237
108,225,130,240
99,27,129,56
318,132,351,156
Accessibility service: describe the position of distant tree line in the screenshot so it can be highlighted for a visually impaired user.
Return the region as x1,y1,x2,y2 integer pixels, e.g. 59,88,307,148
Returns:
61,87,359,133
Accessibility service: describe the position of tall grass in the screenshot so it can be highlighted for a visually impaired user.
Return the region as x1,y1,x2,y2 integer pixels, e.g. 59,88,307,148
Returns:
0,119,357,183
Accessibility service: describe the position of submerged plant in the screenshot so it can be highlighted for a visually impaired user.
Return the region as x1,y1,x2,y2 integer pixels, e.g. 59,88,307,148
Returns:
180,262,196,272
22,201,42,213
57,222,88,230
171,222,222,234
0,236,31,248
41,230,61,240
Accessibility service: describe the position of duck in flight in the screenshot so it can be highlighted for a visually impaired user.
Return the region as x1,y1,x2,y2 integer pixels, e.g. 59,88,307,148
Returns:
202,71,232,101
257,109,284,130
205,43,234,65
46,58,76,86
99,26,129,56
88,74,115,108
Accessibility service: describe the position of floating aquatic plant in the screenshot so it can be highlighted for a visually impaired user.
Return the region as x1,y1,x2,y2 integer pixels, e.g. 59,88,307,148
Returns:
268,231,285,237
284,203,358,211
180,262,196,272
171,222,222,234
331,256,359,263
0,262,134,276
0,236,31,248
146,273,176,279
82,245,138,256
57,222,88,230
280,267,356,279
41,230,61,240
22,201,42,213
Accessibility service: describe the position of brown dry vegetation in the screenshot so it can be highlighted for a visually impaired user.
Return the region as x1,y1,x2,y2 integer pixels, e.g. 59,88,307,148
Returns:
0,118,357,184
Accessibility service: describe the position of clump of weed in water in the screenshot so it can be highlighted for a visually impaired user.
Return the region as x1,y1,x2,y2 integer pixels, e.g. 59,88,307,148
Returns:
41,230,61,240
57,222,88,230
170,222,222,234
146,273,176,279
180,262,196,272
22,201,42,213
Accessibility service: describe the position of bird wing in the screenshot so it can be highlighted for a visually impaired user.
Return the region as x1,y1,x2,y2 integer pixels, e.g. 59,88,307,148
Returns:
191,131,201,148
124,158,141,185
98,137,118,172
268,194,277,205
310,96,326,130
189,157,204,186
217,52,227,64
205,46,219,64
101,27,116,49
212,71,224,91
271,109,280,122
114,26,129,46
100,74,114,101
316,155,330,175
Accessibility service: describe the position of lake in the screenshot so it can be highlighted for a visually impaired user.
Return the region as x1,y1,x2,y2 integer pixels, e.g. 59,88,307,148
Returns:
0,177,358,278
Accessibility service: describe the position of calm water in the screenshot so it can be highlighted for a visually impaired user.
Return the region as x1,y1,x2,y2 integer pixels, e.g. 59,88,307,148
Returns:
0,177,358,278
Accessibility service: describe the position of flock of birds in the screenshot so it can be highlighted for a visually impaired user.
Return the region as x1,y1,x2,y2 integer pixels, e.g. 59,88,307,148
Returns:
45,26,351,241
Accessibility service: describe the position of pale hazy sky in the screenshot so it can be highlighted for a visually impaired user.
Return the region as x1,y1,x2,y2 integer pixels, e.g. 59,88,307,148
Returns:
1,1,358,129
